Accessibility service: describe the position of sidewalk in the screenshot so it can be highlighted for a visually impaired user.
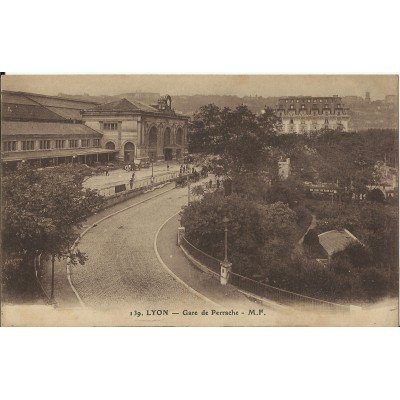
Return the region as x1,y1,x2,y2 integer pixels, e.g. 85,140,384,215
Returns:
83,160,183,191
156,214,262,310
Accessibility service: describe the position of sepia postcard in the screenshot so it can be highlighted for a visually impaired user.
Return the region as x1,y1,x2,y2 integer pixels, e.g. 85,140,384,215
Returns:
1,74,399,327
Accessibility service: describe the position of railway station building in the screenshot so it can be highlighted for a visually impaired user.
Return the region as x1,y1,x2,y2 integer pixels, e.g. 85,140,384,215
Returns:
81,95,189,162
1,91,189,172
1,91,117,170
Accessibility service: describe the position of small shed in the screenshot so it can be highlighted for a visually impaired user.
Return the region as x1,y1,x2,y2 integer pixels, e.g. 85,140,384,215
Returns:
318,229,362,260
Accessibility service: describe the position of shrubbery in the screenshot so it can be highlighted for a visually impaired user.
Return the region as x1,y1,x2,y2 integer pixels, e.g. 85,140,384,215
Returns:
181,193,297,278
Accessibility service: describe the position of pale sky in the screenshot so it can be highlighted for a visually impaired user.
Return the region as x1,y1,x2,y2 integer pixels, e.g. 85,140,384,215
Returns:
2,75,398,100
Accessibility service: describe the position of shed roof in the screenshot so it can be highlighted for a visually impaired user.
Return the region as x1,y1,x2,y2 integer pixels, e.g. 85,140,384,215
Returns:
318,229,361,257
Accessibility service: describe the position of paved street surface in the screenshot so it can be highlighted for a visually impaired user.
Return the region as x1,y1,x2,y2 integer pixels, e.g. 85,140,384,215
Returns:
71,185,210,313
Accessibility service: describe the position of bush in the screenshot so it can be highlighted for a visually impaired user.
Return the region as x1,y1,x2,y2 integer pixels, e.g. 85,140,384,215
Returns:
366,188,385,203
303,228,320,247
360,267,389,299
181,193,297,277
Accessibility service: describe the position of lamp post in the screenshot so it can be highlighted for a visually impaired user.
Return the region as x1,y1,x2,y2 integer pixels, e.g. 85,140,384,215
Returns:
220,216,232,285
223,216,229,262
187,174,191,205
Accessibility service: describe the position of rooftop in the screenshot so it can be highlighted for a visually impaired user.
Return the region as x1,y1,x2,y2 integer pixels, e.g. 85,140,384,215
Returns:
1,120,102,137
318,229,362,257
1,91,99,122
87,98,158,113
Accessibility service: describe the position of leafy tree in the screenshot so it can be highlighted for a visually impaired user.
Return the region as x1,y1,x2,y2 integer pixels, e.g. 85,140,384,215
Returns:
188,104,281,177
303,229,320,247
366,188,385,203
188,104,222,154
181,193,297,278
2,164,104,301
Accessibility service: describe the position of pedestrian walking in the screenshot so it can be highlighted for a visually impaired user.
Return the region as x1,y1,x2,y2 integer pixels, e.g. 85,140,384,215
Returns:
167,163,170,171
129,178,133,189
132,172,135,180
216,179,220,189
105,165,109,176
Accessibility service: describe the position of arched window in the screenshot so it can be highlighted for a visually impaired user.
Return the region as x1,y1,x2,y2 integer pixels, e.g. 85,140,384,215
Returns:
164,127,171,146
148,126,158,148
105,141,115,150
176,127,183,145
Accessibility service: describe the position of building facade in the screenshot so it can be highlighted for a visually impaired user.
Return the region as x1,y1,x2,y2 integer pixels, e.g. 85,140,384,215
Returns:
1,91,117,169
275,95,350,133
82,95,189,162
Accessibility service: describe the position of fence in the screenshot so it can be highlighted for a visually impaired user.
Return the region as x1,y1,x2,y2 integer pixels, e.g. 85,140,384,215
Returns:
179,233,349,312
97,171,180,197
229,271,350,312
180,236,222,275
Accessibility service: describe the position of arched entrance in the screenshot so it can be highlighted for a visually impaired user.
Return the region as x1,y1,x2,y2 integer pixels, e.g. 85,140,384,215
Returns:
176,127,183,160
163,127,172,161
148,126,158,161
124,142,135,162
105,141,115,150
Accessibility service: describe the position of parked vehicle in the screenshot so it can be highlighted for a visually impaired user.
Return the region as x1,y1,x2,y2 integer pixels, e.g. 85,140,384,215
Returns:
135,157,151,169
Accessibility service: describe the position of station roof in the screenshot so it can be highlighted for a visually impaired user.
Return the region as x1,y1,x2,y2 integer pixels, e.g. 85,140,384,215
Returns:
2,91,99,122
1,120,102,137
87,98,158,113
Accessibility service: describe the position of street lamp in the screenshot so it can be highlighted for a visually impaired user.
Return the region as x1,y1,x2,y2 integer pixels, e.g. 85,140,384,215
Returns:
187,174,191,205
222,216,230,263
220,216,232,285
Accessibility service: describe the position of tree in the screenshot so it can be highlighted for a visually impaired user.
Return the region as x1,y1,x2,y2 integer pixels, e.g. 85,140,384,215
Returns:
366,188,385,203
188,104,282,178
2,164,104,300
188,104,222,154
181,193,297,278
303,229,320,247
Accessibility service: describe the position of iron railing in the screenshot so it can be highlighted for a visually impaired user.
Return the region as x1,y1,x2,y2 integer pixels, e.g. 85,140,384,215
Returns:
179,235,349,312
97,171,180,196
180,236,222,275
229,271,350,312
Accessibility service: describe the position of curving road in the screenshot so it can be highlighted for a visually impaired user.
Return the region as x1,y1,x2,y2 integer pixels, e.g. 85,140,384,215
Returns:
70,186,209,312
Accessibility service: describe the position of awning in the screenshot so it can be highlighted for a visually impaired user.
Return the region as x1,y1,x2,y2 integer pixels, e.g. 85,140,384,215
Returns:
164,144,183,149
1,148,118,162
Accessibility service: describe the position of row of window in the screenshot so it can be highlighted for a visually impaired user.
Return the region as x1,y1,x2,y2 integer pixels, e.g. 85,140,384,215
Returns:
282,111,343,116
103,122,118,130
289,118,335,124
3,139,101,152
283,98,340,103
284,122,343,130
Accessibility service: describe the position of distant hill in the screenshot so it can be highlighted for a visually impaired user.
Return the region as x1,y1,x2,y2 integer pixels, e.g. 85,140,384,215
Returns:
58,92,398,131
